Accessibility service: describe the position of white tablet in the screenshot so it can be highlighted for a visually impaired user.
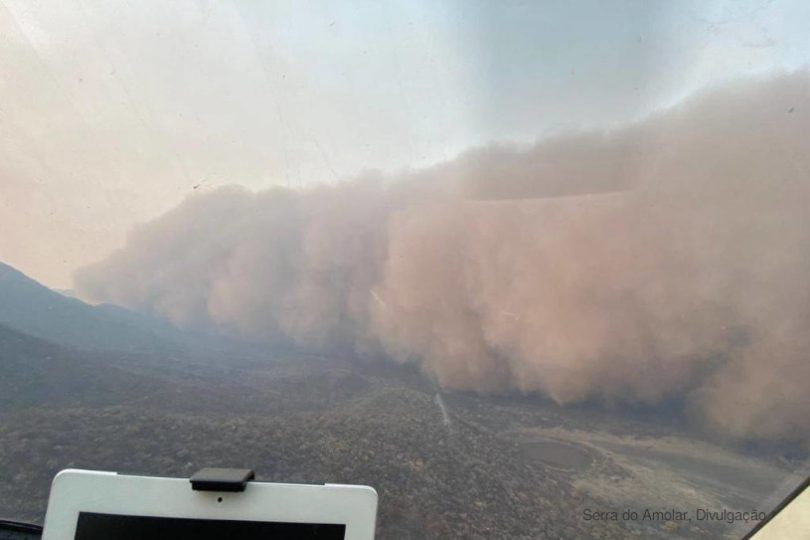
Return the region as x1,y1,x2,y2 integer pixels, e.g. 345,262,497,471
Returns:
42,469,378,540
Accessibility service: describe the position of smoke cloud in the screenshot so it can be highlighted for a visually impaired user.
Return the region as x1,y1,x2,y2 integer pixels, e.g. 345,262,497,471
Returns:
76,72,810,443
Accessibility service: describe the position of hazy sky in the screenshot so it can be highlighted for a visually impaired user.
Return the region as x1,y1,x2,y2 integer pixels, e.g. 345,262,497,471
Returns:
1,0,808,288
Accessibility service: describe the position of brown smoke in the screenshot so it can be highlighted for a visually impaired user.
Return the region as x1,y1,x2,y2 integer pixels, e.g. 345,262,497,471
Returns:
75,72,810,443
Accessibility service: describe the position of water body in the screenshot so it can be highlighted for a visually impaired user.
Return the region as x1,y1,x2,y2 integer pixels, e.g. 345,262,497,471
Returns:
522,439,594,471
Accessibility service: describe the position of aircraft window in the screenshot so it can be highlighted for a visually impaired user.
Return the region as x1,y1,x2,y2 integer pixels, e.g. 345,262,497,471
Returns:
1,1,808,538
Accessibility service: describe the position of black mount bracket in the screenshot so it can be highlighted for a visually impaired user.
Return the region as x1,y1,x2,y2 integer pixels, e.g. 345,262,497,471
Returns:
190,468,255,492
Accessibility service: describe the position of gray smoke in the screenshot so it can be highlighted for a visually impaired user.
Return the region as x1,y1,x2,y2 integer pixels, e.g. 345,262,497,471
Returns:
76,72,810,443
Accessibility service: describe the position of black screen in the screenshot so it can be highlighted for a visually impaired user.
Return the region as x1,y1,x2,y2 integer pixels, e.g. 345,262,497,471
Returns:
75,512,346,539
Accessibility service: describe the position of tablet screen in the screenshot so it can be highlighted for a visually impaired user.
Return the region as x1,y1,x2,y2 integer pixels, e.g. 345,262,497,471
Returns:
75,512,346,539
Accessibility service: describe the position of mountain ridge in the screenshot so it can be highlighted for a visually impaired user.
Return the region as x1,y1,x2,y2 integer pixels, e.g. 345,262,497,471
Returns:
0,261,187,354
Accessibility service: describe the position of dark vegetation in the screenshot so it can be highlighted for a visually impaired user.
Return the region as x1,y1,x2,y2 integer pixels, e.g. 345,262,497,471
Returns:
0,322,633,539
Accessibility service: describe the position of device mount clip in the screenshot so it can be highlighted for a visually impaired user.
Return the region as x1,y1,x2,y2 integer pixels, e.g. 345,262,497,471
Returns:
190,468,255,492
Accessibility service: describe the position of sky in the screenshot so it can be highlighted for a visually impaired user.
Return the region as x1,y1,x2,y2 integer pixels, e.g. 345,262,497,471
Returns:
1,0,809,288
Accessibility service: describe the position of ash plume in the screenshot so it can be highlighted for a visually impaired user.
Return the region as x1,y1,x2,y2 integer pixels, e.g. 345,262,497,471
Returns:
75,72,810,443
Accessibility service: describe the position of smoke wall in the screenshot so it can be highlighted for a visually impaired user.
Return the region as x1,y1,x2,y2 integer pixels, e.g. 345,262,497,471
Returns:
76,72,810,443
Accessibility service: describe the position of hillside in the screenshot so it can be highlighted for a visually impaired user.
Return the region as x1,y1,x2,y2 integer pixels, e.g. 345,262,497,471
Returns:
0,262,185,354
0,262,270,365
0,317,631,538
1,321,800,538
0,324,247,412
0,368,631,539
